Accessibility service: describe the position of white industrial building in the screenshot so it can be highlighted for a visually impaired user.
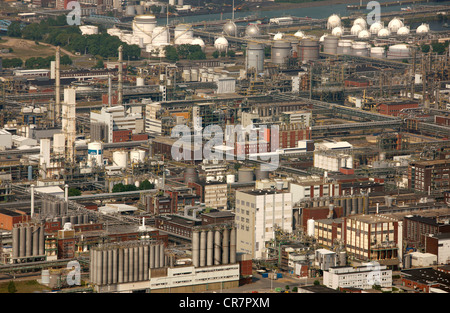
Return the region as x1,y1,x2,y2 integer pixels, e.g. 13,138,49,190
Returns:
314,150,353,172
144,101,162,136
315,249,337,271
289,176,341,205
409,252,438,267
323,264,392,290
216,77,236,94
235,189,293,259
0,129,12,149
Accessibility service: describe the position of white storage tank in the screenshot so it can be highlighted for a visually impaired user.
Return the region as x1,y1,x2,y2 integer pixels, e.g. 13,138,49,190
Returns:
294,30,305,39
307,219,315,237
369,21,383,35
132,15,157,45
352,41,369,57
327,14,341,29
190,68,199,82
370,46,385,58
351,24,363,36
174,24,194,45
377,28,391,38
223,20,237,37
357,29,371,39
397,26,410,36
388,17,404,33
88,141,103,167
245,24,260,37
273,32,284,40
53,133,65,155
191,37,205,51
226,174,235,184
353,17,367,29
113,150,128,168
331,26,344,37
214,36,229,52
337,39,352,55
387,44,410,59
136,76,145,86
416,23,430,34
130,149,146,163
151,26,170,46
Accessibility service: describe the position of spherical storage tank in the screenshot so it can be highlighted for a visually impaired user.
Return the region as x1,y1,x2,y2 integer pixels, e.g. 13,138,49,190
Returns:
377,28,391,38
191,37,205,51
273,32,284,40
245,24,260,37
327,14,341,29
294,30,305,39
246,43,265,72
370,21,383,35
299,38,320,62
416,23,430,34
331,26,344,37
397,26,410,36
133,15,157,45
271,40,291,65
223,21,237,36
214,36,229,52
357,29,371,39
353,17,367,29
113,150,128,168
388,17,404,33
351,24,363,36
88,141,103,166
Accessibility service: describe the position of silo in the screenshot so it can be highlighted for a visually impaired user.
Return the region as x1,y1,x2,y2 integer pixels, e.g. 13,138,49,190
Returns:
128,247,134,282
62,215,70,226
238,168,254,183
192,230,200,267
32,225,39,256
159,244,164,267
143,245,149,280
214,229,221,265
70,215,77,226
351,197,358,214
222,228,229,265
174,24,194,45
190,69,199,82
123,247,129,283
96,249,102,285
83,214,89,224
113,150,128,168
200,230,206,267
149,244,155,268
133,246,138,282
19,226,25,257
138,245,143,281
346,197,352,216
107,249,113,284
88,141,103,167
299,38,320,62
102,249,108,285
207,229,214,266
118,248,124,283
112,248,118,284
154,243,160,268
38,225,44,256
307,219,315,237
358,196,364,214
323,35,338,54
12,226,19,258
271,41,291,65
370,47,385,58
132,15,157,45
246,43,264,73
229,227,236,263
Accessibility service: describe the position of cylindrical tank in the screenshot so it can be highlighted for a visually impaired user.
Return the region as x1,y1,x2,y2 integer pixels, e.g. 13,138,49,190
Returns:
174,24,194,45
271,40,291,65
352,41,369,57
222,228,229,265
38,225,44,256
226,174,235,184
125,5,136,16
370,46,385,58
238,168,254,183
192,230,200,267
299,38,320,62
12,226,19,258
214,230,221,265
132,15,157,45
337,39,352,55
19,226,25,257
190,68,199,82
88,141,103,167
143,245,149,280
130,149,146,164
387,44,410,59
151,26,170,46
113,150,128,168
323,35,339,54
200,230,206,267
207,229,214,266
246,43,264,73
136,77,145,86
32,225,39,256
229,227,236,264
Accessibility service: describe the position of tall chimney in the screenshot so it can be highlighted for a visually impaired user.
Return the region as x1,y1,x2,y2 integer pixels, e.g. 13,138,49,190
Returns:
118,45,123,105
55,46,61,123
64,184,69,202
30,184,35,218
108,74,112,107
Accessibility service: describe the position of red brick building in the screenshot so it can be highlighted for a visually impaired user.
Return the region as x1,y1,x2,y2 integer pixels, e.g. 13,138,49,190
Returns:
377,100,419,116
0,209,29,231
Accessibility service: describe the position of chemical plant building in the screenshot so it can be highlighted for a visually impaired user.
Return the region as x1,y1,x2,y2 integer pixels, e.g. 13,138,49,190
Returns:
1,0,450,295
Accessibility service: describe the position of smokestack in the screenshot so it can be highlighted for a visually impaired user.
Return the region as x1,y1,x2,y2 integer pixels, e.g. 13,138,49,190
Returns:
118,45,123,105
55,46,61,123
376,202,379,214
30,184,35,218
64,184,69,202
108,74,112,107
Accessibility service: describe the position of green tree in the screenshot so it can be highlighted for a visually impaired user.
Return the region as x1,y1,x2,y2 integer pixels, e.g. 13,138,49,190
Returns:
21,23,43,41
164,45,179,62
139,179,154,190
7,21,22,38
421,44,430,53
431,42,446,55
7,281,17,293
313,280,320,286
2,58,23,68
212,50,219,58
60,54,72,65
68,188,81,197
227,50,236,58
93,59,104,69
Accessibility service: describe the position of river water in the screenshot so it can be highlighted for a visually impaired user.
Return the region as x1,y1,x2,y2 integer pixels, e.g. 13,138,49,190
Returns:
157,0,450,30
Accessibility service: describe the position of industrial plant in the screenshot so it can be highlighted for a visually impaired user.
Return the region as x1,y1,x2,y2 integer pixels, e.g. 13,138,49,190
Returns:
0,0,449,296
